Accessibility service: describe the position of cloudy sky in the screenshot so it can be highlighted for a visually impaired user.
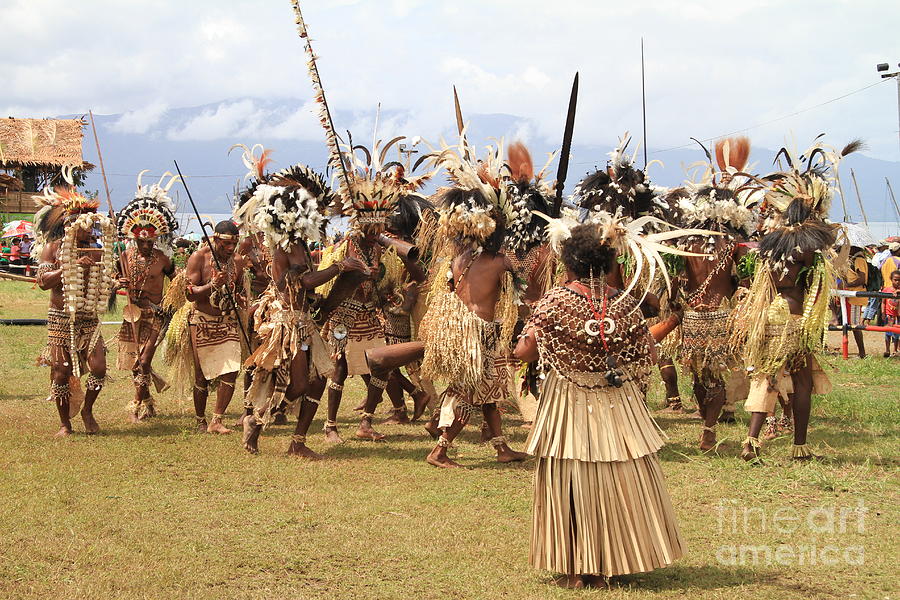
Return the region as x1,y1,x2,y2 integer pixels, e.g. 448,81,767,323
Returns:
4,0,900,162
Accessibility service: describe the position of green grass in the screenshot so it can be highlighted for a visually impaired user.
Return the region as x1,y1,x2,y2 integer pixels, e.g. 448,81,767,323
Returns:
0,280,898,599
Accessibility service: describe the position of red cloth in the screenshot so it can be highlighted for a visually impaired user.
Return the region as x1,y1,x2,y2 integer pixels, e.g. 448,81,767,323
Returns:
883,286,900,318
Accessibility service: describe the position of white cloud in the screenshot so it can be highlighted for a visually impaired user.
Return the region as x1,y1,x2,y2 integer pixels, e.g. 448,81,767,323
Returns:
166,100,265,141
110,102,168,135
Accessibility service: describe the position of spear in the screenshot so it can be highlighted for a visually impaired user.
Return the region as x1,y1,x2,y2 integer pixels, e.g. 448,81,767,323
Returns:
89,109,134,326
288,1,354,208
553,73,579,217
453,85,465,136
173,160,253,350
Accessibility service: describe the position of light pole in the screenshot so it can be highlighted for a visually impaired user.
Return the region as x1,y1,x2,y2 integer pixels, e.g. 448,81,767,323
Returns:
876,62,900,155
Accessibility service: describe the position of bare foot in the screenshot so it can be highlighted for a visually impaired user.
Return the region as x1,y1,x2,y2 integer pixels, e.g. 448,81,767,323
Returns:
382,408,409,425
323,426,344,444
232,414,246,428
144,404,157,418
552,575,585,589
128,412,141,424
718,411,736,424
741,442,762,463
496,443,529,463
195,418,208,433
426,448,462,468
411,390,431,422
660,404,685,414
207,419,232,434
272,411,288,426
242,416,262,454
583,575,610,589
352,402,365,412
699,429,717,452
356,419,386,441
81,411,100,435
55,425,73,438
287,441,323,460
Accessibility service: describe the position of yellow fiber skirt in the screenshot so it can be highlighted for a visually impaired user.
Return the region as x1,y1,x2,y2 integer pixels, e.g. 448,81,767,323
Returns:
530,453,685,577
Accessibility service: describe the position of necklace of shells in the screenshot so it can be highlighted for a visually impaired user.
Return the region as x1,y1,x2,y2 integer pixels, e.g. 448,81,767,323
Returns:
57,213,116,376
58,213,117,316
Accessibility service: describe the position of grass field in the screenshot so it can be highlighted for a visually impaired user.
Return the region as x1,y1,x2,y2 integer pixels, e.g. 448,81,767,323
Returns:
0,279,897,599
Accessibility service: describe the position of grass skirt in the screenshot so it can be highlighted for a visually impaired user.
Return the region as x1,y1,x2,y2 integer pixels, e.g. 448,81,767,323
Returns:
527,369,684,576
530,454,685,577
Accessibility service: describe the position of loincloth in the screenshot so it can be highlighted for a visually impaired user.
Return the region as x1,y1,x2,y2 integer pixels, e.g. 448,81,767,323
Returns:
321,298,384,376
245,307,333,423
681,308,737,382
38,308,102,376
188,307,241,380
117,305,165,371
427,299,506,427
744,356,831,414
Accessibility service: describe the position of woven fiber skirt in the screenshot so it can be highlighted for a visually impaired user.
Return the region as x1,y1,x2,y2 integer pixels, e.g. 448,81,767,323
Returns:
530,453,685,577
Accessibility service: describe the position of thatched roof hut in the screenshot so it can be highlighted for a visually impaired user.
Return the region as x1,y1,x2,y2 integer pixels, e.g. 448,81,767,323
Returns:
0,117,86,170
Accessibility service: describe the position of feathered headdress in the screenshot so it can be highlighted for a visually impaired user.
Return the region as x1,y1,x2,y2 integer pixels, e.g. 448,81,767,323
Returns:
429,134,514,251
536,207,713,308
231,144,336,249
33,165,102,249
763,136,863,220
117,170,180,248
675,136,759,240
754,136,862,271
504,141,555,254
338,135,435,228
572,132,664,222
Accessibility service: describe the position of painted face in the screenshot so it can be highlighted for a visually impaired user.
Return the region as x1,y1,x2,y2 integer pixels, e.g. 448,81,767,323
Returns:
214,237,238,259
135,238,155,257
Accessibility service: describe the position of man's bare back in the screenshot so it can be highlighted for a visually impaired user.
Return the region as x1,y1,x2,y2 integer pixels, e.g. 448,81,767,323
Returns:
451,249,512,322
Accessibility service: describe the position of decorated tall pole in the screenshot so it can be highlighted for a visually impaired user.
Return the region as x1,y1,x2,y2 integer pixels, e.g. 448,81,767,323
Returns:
289,1,354,209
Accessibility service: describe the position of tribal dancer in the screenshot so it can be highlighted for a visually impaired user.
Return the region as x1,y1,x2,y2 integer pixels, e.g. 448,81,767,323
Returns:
376,192,435,424
184,220,248,434
499,142,556,429
670,137,758,450
115,171,179,422
34,168,117,436
419,137,531,468
313,137,429,443
733,138,858,461
515,221,685,589
571,133,687,410
233,147,368,456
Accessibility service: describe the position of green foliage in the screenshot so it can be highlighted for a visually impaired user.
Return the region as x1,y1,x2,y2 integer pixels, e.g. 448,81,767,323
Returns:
736,249,758,281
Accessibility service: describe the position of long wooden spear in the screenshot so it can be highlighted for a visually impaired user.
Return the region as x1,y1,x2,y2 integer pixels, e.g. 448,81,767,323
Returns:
173,160,253,350
553,73,579,217
89,109,136,328
288,1,354,208
88,110,115,221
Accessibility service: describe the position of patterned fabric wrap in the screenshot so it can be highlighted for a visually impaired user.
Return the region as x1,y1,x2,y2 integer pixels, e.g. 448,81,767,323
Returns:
116,305,165,371
187,308,241,380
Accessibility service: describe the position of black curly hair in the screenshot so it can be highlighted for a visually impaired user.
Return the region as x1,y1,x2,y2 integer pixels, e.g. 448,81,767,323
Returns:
560,224,616,278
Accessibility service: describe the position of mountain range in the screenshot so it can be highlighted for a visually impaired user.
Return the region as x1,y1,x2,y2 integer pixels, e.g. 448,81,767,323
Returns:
70,98,900,232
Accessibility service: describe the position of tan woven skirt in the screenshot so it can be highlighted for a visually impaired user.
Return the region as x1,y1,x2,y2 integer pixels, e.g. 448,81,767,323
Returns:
530,453,685,577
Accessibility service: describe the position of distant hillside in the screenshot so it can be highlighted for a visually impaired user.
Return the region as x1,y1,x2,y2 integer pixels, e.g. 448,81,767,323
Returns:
66,98,900,225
